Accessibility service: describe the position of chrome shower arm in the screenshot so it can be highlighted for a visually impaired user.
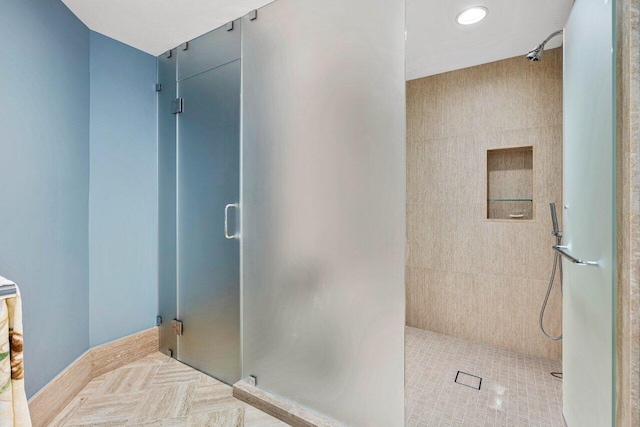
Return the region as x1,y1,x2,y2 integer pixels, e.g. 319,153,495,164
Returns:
526,29,564,61
542,29,564,46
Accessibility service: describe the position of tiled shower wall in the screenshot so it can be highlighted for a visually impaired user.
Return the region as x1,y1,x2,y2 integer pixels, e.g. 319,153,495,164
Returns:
406,49,563,360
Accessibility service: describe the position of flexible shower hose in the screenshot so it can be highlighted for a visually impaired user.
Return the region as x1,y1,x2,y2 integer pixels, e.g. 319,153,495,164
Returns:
539,235,563,341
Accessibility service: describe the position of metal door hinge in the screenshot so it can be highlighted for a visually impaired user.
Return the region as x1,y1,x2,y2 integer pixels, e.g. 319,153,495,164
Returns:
226,21,234,31
171,319,183,335
155,84,162,92
249,10,258,21
156,315,162,326
171,98,183,114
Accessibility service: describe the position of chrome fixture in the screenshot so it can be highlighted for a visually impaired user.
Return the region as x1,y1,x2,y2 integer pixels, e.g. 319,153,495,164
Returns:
539,203,563,341
526,30,563,61
553,246,599,267
224,203,240,239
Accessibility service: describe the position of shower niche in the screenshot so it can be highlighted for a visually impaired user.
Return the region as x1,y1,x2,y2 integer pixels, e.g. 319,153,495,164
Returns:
486,146,533,220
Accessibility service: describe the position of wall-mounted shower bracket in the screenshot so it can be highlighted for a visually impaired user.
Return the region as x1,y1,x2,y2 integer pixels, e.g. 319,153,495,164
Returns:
553,245,598,267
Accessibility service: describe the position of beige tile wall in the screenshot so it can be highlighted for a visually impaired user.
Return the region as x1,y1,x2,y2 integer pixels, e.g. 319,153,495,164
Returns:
406,49,563,360
487,147,533,220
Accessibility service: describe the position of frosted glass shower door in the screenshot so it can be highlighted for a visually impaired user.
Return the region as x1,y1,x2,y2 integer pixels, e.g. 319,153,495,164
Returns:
241,0,406,425
563,0,615,425
176,58,241,385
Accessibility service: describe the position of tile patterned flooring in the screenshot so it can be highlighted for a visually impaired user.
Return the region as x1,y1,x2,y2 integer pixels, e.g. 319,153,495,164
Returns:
51,328,563,426
406,327,564,427
48,352,286,426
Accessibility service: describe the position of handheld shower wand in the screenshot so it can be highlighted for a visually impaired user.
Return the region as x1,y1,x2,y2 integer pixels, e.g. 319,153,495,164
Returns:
539,203,563,341
550,202,560,237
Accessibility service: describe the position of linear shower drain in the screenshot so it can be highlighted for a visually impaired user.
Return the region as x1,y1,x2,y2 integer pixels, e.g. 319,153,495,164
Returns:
455,371,482,390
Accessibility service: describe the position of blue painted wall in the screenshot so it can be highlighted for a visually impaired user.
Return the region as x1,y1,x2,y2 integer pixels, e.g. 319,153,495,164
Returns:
0,2,159,397
0,0,90,398
88,32,158,347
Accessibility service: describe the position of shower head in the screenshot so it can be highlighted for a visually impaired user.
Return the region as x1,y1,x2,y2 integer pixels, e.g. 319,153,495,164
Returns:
526,44,545,61
526,29,563,62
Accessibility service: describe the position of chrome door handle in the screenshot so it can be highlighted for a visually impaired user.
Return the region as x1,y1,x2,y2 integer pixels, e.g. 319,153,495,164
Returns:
224,203,239,240
553,245,598,267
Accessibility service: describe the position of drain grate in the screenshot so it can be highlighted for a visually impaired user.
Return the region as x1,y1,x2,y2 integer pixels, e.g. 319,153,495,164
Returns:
455,371,482,390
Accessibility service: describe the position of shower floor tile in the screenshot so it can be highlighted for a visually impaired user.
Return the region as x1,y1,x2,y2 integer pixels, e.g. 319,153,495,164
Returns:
48,353,287,427
405,326,564,427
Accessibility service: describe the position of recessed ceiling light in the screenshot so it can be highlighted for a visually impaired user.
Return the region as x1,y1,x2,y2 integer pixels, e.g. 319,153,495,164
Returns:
456,6,488,25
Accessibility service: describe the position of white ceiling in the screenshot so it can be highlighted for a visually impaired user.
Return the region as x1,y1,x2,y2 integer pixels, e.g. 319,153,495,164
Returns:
62,0,275,56
62,0,574,80
406,0,574,80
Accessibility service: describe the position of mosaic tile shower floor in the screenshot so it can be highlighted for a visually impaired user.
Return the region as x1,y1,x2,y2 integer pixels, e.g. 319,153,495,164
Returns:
405,327,564,427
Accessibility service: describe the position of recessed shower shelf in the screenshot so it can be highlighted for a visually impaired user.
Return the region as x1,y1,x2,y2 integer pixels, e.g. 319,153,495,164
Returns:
486,146,534,219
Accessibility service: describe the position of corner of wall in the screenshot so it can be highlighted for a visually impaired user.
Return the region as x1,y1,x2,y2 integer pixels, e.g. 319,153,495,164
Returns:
87,32,159,348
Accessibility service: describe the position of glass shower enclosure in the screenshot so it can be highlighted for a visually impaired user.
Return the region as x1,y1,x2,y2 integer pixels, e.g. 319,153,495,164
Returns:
158,0,406,424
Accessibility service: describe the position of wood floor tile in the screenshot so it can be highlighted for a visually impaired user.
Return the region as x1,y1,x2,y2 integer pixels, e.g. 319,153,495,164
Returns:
50,353,284,427
98,364,159,394
127,418,188,427
64,391,144,426
189,382,239,415
129,384,197,424
47,397,88,427
148,360,204,388
76,376,106,398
